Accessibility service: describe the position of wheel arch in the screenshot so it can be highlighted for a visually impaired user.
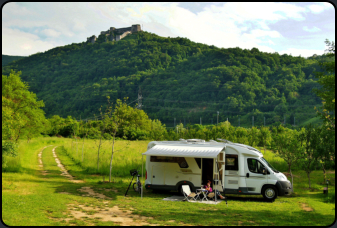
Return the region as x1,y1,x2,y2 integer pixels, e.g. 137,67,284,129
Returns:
261,184,279,195
176,180,196,192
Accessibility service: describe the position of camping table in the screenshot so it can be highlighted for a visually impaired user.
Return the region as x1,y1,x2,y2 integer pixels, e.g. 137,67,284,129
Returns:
196,189,208,201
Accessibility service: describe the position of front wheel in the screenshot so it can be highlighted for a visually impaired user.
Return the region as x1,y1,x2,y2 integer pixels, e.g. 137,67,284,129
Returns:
133,182,142,194
262,186,278,201
133,182,139,192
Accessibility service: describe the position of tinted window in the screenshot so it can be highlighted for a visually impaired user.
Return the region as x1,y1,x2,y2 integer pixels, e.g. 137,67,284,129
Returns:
247,159,265,174
194,158,201,169
150,156,189,168
225,155,238,171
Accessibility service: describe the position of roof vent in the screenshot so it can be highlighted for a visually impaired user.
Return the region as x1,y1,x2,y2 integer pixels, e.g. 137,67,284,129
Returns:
217,138,233,143
186,139,205,143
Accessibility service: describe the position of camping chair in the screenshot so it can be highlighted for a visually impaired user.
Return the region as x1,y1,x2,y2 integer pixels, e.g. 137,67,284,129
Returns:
182,185,200,202
207,192,215,200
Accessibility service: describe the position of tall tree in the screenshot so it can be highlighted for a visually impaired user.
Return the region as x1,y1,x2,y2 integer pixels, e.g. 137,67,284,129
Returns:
314,39,335,130
2,70,46,142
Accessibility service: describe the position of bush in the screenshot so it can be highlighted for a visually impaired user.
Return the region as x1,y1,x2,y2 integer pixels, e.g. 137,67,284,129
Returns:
2,141,18,169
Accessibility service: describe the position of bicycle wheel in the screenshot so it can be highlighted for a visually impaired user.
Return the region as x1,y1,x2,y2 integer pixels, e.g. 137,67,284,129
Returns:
133,182,138,192
137,182,142,195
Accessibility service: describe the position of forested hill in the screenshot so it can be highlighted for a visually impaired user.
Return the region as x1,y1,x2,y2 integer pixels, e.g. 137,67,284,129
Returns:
2,55,26,67
2,31,328,127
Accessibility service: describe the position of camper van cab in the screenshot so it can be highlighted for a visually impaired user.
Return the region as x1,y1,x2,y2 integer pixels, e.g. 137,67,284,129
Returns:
142,139,292,201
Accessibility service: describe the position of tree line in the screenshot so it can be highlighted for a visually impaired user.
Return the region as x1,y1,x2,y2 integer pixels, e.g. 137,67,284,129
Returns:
1,31,331,126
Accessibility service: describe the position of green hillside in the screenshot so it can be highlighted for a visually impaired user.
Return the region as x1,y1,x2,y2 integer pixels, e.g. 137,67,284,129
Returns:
2,55,26,67
2,31,327,127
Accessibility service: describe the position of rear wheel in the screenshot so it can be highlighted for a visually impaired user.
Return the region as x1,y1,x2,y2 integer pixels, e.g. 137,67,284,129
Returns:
179,185,189,196
262,186,278,201
137,182,142,195
133,182,139,192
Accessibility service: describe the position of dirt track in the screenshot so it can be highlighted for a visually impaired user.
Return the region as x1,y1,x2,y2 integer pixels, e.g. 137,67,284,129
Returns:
45,146,158,226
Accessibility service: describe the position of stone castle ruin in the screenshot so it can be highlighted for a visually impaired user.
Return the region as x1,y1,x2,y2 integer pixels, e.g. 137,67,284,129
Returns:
87,24,141,44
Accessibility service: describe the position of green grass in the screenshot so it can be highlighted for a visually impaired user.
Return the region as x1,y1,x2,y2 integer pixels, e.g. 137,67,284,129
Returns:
61,138,150,177
2,137,335,226
298,116,323,127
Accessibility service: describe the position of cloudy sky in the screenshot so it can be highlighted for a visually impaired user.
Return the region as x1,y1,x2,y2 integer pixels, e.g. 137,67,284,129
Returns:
2,2,335,57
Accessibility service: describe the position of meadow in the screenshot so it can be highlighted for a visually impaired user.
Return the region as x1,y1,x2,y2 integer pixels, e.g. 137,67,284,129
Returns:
2,137,335,226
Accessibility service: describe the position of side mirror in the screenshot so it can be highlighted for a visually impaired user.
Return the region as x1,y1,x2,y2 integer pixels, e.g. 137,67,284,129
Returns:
262,167,266,175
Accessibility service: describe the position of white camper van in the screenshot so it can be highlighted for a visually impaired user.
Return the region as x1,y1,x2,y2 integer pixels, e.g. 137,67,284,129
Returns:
142,139,292,200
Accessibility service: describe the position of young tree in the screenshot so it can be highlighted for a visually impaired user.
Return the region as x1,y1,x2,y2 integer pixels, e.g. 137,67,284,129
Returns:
271,126,304,192
315,125,335,183
247,127,259,147
298,125,321,189
149,119,167,140
95,109,109,172
105,98,129,182
258,126,271,154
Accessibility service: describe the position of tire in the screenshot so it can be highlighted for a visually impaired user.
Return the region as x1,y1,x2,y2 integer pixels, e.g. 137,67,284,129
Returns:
179,185,185,196
137,182,142,195
133,182,139,192
262,185,278,201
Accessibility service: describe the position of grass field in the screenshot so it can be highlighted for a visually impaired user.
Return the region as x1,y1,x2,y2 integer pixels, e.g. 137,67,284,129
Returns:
2,137,335,226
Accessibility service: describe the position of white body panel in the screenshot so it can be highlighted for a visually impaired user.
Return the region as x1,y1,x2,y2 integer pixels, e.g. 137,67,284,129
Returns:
143,140,291,198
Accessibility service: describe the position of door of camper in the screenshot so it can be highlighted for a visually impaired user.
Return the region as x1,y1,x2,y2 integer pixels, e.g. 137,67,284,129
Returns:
151,164,165,185
201,158,214,187
244,157,268,194
224,154,240,193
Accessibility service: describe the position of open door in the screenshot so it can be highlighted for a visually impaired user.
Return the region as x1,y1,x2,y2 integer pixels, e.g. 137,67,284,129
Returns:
201,158,214,187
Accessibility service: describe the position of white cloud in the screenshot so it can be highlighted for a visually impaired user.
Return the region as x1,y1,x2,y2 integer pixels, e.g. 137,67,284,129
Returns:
303,26,321,33
2,27,56,56
307,3,332,14
41,29,61,37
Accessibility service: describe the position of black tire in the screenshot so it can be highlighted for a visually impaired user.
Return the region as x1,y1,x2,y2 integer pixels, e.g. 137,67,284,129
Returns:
137,182,142,195
262,185,278,201
133,182,139,192
179,185,185,196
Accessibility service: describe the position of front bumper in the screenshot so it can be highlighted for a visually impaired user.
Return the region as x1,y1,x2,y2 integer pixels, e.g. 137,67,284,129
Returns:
276,181,292,196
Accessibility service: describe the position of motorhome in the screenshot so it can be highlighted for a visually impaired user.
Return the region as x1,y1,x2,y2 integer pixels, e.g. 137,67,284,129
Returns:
142,139,292,200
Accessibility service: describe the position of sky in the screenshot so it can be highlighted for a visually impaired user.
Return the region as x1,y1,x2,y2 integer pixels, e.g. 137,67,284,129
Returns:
2,2,335,57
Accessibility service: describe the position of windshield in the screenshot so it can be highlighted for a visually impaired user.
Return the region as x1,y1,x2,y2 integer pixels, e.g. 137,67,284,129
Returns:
261,157,279,173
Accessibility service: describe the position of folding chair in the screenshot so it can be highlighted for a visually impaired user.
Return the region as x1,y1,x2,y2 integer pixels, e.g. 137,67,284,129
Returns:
182,185,200,202
207,192,215,200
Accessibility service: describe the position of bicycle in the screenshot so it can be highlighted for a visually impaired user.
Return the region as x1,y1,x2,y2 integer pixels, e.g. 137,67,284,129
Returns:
132,171,142,195
128,169,142,195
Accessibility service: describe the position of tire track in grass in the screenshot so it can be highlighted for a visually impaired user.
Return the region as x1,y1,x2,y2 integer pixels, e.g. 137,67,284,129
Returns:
50,146,161,226
38,145,53,176
52,146,85,183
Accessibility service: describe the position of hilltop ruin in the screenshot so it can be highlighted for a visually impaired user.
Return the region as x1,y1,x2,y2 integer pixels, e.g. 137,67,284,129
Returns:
87,24,141,44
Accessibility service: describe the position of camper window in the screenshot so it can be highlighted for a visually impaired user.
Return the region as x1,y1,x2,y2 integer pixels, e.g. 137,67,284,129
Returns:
247,159,265,174
194,158,201,169
150,156,189,168
225,155,238,171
